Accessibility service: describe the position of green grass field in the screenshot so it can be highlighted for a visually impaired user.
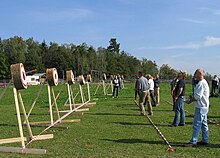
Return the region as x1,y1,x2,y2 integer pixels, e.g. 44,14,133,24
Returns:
0,82,220,158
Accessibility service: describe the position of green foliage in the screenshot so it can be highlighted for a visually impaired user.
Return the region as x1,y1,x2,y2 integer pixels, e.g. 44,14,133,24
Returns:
0,36,184,80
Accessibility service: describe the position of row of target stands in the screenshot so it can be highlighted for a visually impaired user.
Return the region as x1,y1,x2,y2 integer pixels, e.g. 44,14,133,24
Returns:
93,74,124,96
0,63,96,155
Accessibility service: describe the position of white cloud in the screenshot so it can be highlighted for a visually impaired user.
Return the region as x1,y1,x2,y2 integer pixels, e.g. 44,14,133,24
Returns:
137,36,220,51
32,8,93,22
179,18,205,24
204,36,220,47
160,43,200,50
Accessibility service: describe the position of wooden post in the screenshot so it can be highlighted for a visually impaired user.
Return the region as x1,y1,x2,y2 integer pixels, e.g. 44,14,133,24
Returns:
18,91,33,139
102,80,106,95
51,87,61,120
111,80,113,93
79,84,84,103
67,84,72,110
13,88,25,148
47,85,53,124
87,82,91,101
94,83,100,95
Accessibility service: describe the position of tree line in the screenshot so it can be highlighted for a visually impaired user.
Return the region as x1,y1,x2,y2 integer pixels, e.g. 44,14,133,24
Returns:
0,36,211,81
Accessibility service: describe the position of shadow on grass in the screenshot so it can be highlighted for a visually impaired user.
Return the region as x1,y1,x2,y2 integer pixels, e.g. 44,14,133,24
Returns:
208,115,220,119
102,139,220,148
111,121,150,126
172,142,220,148
101,138,164,144
88,112,139,117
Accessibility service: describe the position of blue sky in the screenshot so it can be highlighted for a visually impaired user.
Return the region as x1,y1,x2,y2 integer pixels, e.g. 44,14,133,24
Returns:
1,0,220,76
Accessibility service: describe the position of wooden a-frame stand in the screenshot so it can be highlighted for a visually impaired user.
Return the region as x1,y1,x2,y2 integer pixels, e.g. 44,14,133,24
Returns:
65,82,96,108
0,87,53,154
94,80,113,96
59,83,89,115
29,85,80,126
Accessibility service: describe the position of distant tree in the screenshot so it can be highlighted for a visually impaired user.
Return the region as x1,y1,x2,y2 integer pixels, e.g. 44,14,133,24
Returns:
2,36,26,64
159,64,178,80
0,53,9,78
25,38,44,72
107,38,120,54
141,58,158,76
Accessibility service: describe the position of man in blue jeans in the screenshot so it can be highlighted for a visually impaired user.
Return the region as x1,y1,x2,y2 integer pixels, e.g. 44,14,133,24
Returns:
171,71,186,127
185,69,210,147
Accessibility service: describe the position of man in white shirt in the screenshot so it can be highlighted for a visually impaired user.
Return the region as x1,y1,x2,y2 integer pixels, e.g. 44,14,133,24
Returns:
185,69,210,147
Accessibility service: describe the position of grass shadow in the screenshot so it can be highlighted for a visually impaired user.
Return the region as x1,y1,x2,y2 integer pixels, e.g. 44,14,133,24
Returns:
88,112,139,117
111,122,149,126
101,138,164,145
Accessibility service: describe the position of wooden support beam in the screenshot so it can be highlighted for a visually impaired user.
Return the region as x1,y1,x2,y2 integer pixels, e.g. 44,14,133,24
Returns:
59,119,81,123
65,103,93,108
57,110,83,116
0,134,53,145
0,146,46,154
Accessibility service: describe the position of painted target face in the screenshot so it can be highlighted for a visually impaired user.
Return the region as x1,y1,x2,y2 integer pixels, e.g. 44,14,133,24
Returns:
66,70,75,85
86,74,92,82
20,64,28,89
53,69,58,86
103,73,107,80
78,75,85,85
10,63,28,90
46,68,59,86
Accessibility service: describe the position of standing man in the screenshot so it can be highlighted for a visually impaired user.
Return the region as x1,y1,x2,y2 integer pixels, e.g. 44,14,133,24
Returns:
137,71,150,115
171,71,186,127
185,69,210,147
154,74,160,106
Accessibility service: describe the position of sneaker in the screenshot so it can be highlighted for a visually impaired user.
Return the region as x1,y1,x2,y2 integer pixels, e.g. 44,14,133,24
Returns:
178,123,185,126
184,143,197,147
169,124,177,127
197,141,209,145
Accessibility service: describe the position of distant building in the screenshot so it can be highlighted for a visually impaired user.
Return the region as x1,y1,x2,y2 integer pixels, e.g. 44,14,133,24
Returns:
26,73,46,85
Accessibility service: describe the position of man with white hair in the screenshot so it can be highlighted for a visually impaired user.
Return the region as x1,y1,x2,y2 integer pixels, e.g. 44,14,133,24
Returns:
185,69,210,147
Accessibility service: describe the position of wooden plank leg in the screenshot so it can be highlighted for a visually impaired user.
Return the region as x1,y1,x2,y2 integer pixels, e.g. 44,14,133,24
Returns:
0,146,47,155
0,134,53,145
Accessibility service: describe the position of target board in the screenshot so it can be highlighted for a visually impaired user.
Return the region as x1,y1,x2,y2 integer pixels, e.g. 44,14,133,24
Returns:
86,74,92,82
66,70,75,85
78,75,85,85
10,63,28,90
46,68,58,86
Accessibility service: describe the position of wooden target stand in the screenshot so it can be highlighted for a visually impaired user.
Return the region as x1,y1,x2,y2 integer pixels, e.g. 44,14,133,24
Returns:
94,73,113,96
0,63,53,155
29,68,80,126
65,74,96,108
58,71,89,116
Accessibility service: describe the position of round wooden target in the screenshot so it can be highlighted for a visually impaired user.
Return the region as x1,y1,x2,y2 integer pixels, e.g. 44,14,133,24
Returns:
103,73,107,81
86,74,92,82
10,63,28,90
78,75,85,85
66,70,75,85
46,68,59,86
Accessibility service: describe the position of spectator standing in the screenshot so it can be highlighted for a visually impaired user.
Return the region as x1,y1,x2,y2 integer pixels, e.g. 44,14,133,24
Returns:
112,75,119,98
211,75,219,96
171,71,186,127
137,71,152,115
185,69,210,147
154,74,160,106
170,73,179,111
134,75,139,101
146,74,156,107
